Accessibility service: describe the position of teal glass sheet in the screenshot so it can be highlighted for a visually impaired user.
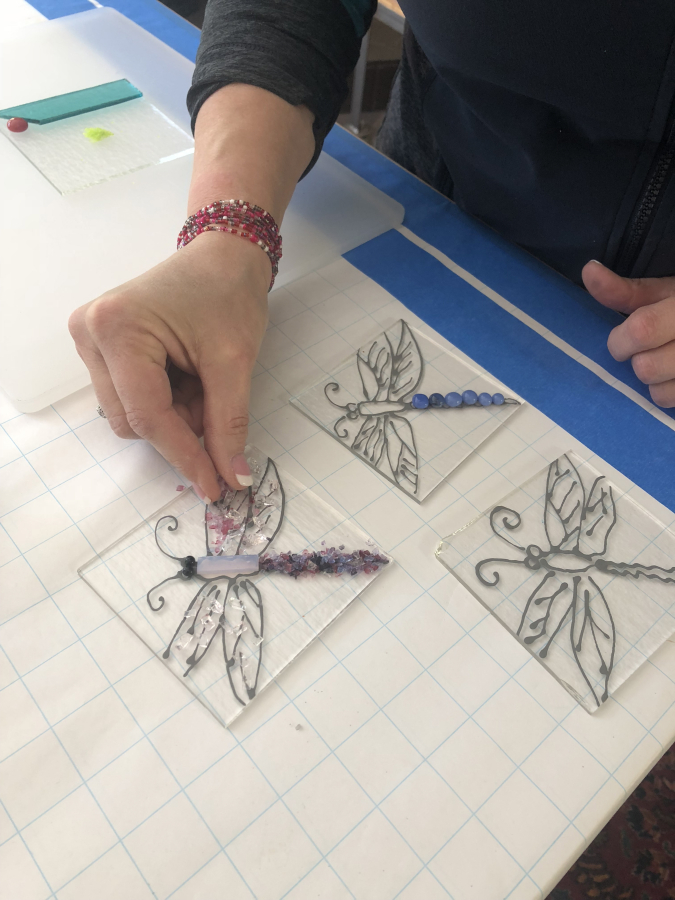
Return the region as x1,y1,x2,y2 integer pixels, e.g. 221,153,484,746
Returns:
0,79,142,124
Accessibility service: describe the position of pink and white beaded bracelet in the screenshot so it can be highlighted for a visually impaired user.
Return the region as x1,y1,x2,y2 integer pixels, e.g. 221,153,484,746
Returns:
177,199,282,291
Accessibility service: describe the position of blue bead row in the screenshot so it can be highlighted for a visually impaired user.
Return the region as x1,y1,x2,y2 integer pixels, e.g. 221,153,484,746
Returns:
411,391,505,409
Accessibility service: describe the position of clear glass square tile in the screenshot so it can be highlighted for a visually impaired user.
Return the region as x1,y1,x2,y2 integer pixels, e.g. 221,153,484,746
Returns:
79,447,389,728
291,319,522,502
436,451,675,713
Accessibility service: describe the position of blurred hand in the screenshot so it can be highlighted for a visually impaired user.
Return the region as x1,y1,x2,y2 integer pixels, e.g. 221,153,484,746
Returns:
69,231,270,500
582,260,675,408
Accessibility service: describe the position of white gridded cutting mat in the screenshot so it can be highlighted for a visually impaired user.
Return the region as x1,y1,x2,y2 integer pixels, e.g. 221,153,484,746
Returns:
2,258,675,900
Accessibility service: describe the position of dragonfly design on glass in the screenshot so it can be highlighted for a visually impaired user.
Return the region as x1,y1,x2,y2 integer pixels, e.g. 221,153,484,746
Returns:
145,456,284,707
324,320,423,495
475,454,675,707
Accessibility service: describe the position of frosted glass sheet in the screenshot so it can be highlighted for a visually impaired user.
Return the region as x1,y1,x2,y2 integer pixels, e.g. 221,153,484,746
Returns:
437,452,675,713
291,319,522,502
2,96,193,193
79,448,388,728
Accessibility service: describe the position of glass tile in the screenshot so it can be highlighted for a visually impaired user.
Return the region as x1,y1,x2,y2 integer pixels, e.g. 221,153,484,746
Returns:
437,451,675,713
291,319,522,502
79,446,389,728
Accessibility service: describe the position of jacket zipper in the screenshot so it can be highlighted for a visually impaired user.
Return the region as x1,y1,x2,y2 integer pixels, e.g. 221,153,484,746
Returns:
616,117,675,276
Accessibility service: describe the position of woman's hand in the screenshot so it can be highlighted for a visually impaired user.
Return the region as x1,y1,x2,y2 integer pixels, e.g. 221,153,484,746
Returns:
69,230,270,500
68,84,314,501
583,260,675,408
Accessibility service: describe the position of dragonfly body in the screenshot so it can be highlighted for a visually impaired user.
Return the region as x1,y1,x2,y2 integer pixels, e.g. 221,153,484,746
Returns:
513,544,675,583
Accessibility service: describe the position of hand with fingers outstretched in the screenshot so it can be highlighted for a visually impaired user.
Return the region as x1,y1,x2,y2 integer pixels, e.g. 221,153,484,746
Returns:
583,261,675,409
68,85,314,500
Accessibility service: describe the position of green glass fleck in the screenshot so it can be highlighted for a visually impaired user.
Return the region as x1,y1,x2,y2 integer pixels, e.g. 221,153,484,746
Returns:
83,127,114,143
0,80,142,125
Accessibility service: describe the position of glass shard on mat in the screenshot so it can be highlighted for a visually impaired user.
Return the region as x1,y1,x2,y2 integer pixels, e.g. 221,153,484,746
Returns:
436,452,675,713
0,79,142,124
3,95,193,194
291,319,522,502
78,447,389,728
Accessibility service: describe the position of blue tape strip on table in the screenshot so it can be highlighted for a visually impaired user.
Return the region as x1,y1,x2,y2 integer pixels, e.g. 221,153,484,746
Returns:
345,229,675,512
27,0,92,15
28,0,200,62
324,127,664,414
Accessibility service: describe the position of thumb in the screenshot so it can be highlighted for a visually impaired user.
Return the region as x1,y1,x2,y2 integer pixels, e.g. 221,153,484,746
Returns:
582,259,675,314
200,358,254,491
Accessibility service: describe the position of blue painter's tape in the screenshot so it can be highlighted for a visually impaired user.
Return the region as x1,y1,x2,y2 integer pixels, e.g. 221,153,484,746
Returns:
344,230,675,513
26,0,92,15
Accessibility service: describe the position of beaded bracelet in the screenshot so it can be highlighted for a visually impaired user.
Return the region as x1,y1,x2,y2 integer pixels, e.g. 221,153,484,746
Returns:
177,199,282,291
411,390,520,409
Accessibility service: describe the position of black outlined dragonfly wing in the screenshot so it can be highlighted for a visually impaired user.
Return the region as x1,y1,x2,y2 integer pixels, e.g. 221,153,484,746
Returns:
206,454,284,557
388,320,423,402
356,320,423,404
352,413,419,493
516,570,615,707
357,332,393,402
206,486,249,556
544,454,586,551
165,579,230,673
353,415,388,467
238,455,284,555
385,415,419,494
222,578,264,704
578,476,616,557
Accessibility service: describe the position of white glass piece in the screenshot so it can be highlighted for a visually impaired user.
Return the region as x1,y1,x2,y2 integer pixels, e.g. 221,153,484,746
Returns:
436,451,675,713
291,319,522,502
196,555,259,578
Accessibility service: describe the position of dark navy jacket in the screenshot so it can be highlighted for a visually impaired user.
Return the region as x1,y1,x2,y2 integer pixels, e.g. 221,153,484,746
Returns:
190,0,675,284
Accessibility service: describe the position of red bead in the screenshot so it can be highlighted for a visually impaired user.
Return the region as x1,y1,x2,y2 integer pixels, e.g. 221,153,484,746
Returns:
7,117,28,133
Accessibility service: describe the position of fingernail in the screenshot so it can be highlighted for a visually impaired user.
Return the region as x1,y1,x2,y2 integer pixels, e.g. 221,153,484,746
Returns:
590,259,603,266
193,484,212,505
231,453,253,487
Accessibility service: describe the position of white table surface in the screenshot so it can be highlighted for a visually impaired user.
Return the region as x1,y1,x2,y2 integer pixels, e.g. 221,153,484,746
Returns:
3,253,675,900
1,0,45,28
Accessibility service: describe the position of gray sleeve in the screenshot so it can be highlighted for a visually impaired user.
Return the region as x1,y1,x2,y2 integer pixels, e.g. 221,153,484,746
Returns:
187,0,376,174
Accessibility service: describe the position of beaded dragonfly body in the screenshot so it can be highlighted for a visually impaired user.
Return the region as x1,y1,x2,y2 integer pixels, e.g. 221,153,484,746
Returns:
325,320,424,495
146,456,284,707
475,454,675,707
